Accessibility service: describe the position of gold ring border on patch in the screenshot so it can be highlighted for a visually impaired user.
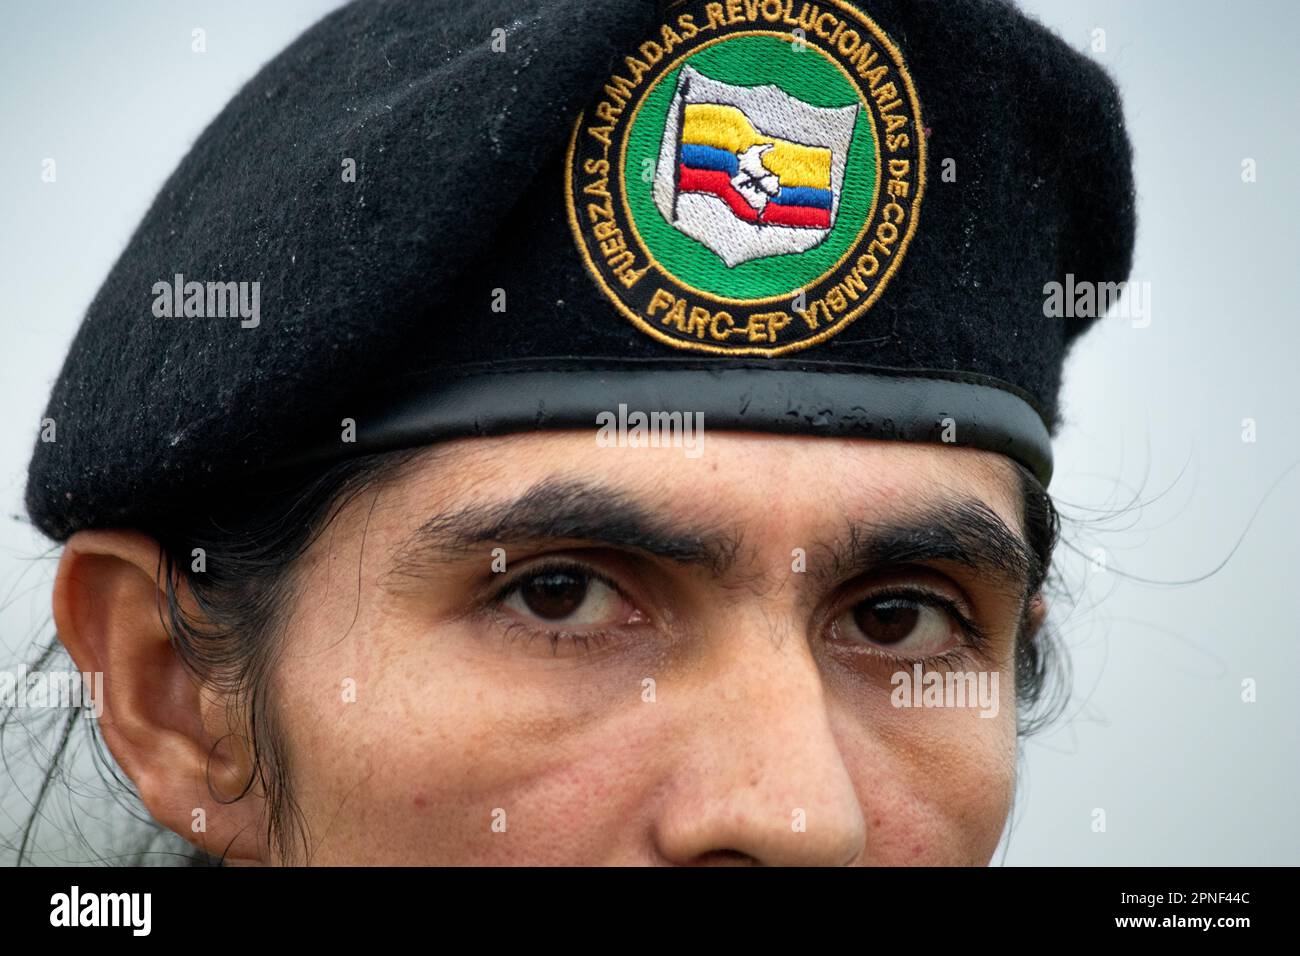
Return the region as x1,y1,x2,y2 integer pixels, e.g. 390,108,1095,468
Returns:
564,2,927,357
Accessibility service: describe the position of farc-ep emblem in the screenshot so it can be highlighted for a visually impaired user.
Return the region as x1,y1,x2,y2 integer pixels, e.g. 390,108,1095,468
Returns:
565,0,925,355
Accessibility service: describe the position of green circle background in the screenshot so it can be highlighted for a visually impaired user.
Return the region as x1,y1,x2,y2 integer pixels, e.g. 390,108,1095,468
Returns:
624,34,878,300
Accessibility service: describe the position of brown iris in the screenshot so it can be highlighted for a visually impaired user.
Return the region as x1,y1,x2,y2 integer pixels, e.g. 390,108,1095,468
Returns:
852,598,920,646
518,571,588,621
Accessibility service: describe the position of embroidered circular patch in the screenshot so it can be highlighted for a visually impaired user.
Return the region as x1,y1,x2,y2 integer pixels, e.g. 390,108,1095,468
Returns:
565,0,925,356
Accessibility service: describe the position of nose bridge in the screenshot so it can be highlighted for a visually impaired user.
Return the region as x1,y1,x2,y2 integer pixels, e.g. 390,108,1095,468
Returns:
652,609,867,866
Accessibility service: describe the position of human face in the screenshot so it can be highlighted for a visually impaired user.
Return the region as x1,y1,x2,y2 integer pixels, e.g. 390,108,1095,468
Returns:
242,430,1041,865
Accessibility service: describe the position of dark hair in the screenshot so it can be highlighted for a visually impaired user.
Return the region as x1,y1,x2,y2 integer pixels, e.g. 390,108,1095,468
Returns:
2,448,421,866
2,445,1066,866
1012,460,1068,736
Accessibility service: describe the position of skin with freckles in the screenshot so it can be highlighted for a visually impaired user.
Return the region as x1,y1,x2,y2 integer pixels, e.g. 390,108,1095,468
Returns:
53,431,1044,865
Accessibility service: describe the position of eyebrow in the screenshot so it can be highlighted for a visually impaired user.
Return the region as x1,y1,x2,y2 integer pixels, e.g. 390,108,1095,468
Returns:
388,477,1037,596
390,478,743,577
817,498,1037,599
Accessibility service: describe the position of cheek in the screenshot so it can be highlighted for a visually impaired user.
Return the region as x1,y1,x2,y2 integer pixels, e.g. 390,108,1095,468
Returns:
270,617,669,864
268,573,1018,865
833,688,1018,865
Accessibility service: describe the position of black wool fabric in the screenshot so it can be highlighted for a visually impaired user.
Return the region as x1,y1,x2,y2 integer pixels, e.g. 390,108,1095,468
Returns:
431,0,1135,399
28,0,1136,541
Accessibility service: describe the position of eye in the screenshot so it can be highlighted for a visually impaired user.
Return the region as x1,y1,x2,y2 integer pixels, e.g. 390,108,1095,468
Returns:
833,593,961,658
499,564,637,629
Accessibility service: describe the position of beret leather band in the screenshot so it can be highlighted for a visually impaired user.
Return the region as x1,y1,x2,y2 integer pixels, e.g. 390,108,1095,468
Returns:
281,360,1055,486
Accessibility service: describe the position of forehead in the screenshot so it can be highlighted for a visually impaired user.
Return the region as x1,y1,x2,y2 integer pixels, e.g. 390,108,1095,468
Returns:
375,431,1025,540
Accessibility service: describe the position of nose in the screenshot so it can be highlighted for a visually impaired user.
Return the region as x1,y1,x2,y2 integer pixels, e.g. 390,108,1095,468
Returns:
650,623,867,866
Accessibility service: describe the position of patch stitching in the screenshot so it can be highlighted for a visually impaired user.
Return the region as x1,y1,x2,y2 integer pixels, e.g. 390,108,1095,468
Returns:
565,0,926,357
620,32,882,304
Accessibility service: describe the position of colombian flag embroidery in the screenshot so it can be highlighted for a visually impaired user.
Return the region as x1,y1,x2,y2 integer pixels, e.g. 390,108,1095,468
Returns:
679,104,835,229
659,67,860,266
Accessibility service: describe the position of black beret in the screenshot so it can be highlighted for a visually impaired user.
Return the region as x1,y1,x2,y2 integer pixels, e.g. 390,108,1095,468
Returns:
27,0,1136,542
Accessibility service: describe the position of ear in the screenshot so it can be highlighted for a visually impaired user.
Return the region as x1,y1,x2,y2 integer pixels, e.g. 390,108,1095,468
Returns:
53,529,268,864
1023,591,1049,640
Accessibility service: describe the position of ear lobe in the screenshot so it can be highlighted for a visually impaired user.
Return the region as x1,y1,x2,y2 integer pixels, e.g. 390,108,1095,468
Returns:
53,529,268,863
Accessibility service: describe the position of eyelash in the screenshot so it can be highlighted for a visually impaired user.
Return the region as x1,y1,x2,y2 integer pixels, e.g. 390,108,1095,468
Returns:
485,560,989,667
486,559,632,654
834,584,990,670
